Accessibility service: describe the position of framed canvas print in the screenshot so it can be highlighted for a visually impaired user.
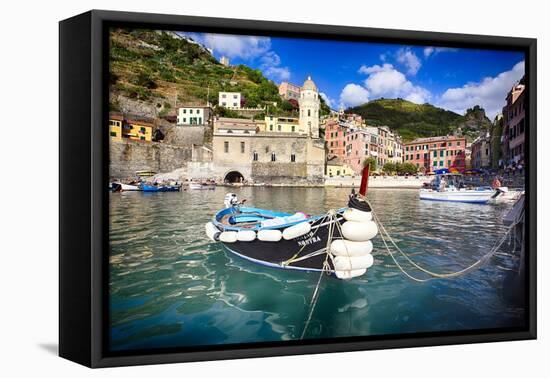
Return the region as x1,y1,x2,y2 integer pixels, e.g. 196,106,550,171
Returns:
59,10,536,368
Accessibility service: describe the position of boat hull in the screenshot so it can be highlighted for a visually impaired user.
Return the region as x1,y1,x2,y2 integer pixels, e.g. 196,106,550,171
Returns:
419,189,496,204
220,216,344,272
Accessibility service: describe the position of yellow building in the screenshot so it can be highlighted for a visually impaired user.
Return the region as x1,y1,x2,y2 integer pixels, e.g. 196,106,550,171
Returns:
123,119,153,142
109,115,123,141
264,116,300,133
326,158,355,177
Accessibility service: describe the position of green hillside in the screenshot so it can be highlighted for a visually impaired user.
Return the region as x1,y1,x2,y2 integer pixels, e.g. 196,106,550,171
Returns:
348,99,491,142
109,28,330,118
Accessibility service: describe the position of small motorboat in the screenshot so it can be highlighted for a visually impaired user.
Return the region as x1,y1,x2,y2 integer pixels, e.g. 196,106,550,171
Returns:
189,182,216,190
140,183,181,192
420,173,503,204
205,167,379,280
111,182,141,192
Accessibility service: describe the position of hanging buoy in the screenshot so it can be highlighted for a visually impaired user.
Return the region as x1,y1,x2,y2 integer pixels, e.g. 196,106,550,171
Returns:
219,231,238,243
257,229,282,242
205,222,221,241
335,268,367,280
330,239,373,257
343,208,372,223
282,221,312,240
334,254,374,271
237,230,256,242
341,220,378,242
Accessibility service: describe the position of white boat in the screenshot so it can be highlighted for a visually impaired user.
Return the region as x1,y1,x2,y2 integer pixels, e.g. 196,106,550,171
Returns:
111,182,141,192
419,187,500,204
189,182,216,190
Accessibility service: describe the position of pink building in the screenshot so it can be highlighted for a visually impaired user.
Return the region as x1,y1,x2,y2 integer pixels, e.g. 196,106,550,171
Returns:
502,80,526,167
325,119,347,160
343,129,380,173
403,136,467,173
278,82,302,101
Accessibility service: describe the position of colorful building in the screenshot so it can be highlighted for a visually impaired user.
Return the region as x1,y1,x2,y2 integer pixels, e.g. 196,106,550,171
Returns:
325,119,347,159
278,81,302,101
502,79,526,167
326,157,355,177
264,116,300,133
471,133,491,169
109,114,123,141
343,128,380,174
177,105,212,126
403,135,467,173
123,119,153,142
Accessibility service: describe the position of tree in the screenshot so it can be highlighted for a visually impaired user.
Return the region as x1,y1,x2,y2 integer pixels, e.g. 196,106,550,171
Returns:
382,162,397,175
362,156,377,173
397,162,418,175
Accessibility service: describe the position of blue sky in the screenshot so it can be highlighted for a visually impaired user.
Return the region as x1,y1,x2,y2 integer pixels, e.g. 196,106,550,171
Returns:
180,32,525,119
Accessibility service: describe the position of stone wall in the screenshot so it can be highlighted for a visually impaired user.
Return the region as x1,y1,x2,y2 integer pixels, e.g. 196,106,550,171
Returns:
109,139,190,179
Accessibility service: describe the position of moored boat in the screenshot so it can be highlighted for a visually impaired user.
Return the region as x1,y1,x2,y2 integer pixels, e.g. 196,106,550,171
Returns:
189,182,216,190
111,182,141,192
140,183,181,192
205,167,379,280
420,173,503,204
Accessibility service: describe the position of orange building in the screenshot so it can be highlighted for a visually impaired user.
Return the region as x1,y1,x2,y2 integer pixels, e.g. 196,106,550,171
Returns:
403,135,467,173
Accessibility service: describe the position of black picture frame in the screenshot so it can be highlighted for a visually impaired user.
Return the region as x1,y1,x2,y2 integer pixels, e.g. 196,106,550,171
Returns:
59,9,537,368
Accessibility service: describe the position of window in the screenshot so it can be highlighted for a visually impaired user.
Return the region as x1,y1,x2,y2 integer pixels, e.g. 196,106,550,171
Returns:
182,109,187,113
448,142,452,147
433,160,437,166
233,94,238,99
221,102,226,107
277,125,281,131
189,109,193,114
140,127,146,133
110,132,117,137
405,155,409,161
448,160,451,166
269,125,273,131
233,103,238,107
224,141,229,153
222,94,226,98
439,161,444,166
416,154,420,160
291,154,296,162
291,125,295,132
240,141,245,153
198,117,202,124
457,141,461,146
140,136,145,141
446,150,449,156
440,150,444,157
308,109,311,117
271,152,276,162
253,151,258,161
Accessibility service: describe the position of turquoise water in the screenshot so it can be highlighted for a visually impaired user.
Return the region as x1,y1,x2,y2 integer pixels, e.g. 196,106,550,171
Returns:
109,187,525,352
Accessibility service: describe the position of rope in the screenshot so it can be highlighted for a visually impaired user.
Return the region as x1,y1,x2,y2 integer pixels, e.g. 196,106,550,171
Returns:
300,210,337,339
364,196,524,281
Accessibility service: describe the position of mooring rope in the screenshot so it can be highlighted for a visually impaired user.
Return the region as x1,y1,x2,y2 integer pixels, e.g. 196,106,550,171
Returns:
300,210,336,339
365,197,525,281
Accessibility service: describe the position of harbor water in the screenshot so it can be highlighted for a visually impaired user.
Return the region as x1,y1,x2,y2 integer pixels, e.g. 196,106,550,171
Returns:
109,187,525,352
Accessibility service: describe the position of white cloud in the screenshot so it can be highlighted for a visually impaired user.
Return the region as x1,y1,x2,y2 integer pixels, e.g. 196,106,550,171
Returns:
396,48,421,75
358,63,430,104
319,92,334,108
339,84,370,108
437,60,525,119
424,46,458,58
259,51,291,81
180,32,271,60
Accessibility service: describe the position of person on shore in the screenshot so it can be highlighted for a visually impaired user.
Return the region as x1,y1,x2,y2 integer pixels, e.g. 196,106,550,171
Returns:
492,177,502,189
439,177,447,192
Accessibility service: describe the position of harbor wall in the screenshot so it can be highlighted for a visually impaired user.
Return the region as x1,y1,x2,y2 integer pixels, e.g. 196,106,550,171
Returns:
109,139,190,179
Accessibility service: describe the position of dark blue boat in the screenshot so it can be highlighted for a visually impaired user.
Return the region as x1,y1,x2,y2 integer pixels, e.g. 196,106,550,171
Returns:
140,183,181,192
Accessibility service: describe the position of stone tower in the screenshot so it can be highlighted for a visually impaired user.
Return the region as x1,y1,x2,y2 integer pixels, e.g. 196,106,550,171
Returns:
299,76,320,138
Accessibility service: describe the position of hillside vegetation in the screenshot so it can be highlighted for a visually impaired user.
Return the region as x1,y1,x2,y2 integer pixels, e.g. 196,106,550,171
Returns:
109,28,330,118
348,99,491,142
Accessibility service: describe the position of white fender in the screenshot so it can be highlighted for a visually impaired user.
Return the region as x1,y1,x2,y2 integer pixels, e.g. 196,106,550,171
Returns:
282,221,312,240
341,220,378,242
205,222,221,241
237,230,256,242
335,268,367,280
330,239,373,257
219,231,238,243
334,254,374,271
343,208,372,223
257,229,282,242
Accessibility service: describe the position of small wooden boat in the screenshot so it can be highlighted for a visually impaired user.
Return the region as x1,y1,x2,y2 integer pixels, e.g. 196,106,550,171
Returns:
205,167,379,279
140,183,181,192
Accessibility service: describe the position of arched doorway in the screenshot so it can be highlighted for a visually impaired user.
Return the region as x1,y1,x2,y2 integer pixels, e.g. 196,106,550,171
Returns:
224,171,244,183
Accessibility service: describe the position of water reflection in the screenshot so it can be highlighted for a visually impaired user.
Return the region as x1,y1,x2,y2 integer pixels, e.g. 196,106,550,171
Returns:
109,187,525,351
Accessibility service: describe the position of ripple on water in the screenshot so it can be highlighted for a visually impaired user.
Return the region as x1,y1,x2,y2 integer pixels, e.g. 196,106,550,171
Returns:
109,188,525,351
